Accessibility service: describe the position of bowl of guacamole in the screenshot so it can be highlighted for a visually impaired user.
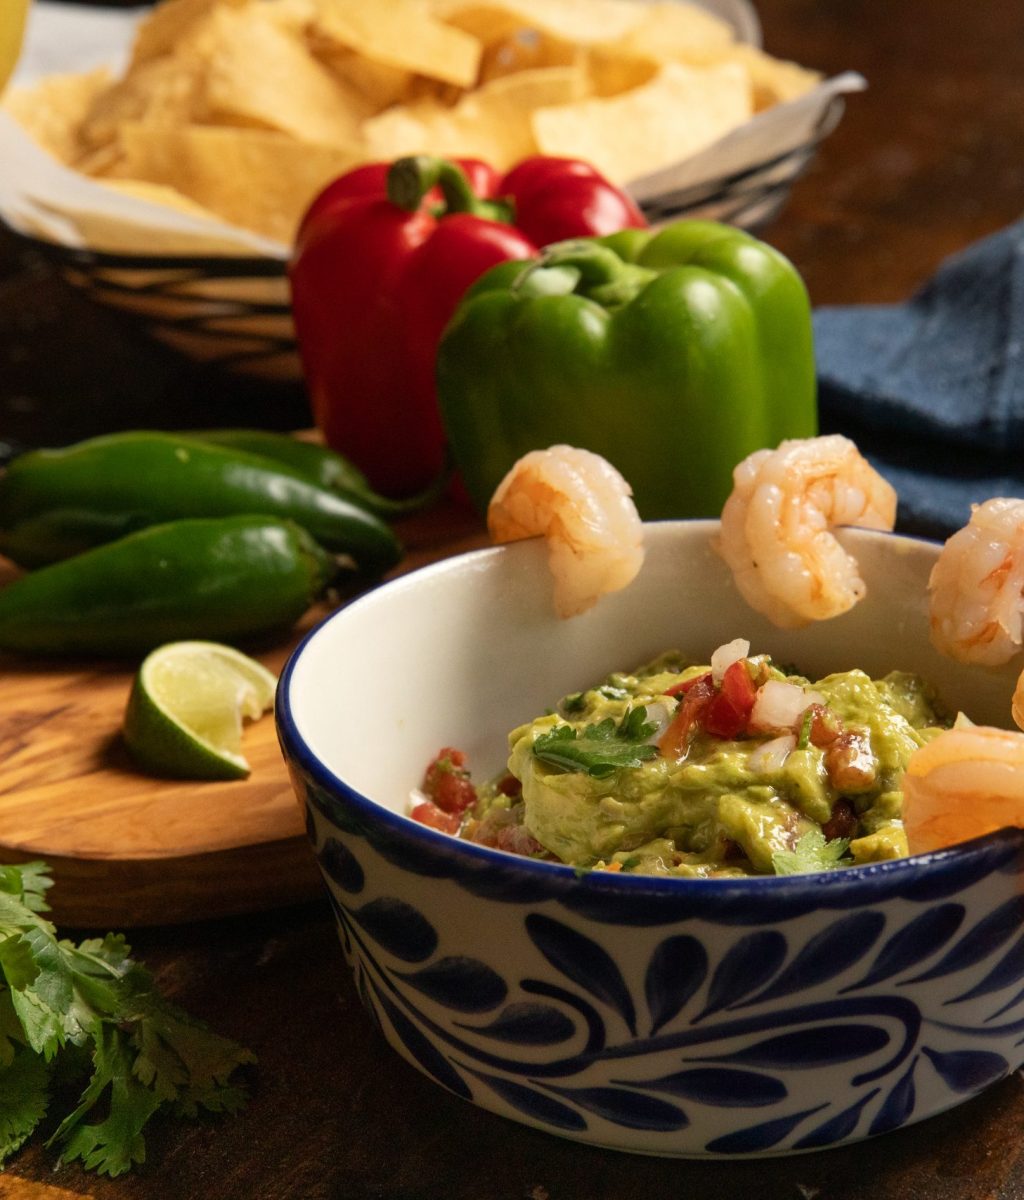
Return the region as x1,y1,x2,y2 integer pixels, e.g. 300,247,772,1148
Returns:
413,644,951,879
278,521,1024,1159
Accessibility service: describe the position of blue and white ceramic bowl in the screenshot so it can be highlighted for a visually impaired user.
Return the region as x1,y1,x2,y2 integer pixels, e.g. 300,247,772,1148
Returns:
277,521,1024,1156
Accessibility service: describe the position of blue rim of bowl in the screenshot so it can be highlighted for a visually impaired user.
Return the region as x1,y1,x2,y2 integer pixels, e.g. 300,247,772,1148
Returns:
276,528,1024,900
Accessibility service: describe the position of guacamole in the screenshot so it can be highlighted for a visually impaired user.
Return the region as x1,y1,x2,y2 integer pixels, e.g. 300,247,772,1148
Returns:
427,645,953,878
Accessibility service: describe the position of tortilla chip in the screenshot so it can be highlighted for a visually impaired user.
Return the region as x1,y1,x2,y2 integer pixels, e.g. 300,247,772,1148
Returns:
261,0,318,31
200,8,371,141
532,60,752,183
130,0,246,65
75,142,127,177
730,44,823,109
78,54,207,152
312,0,482,87
477,28,582,85
116,123,361,241
585,49,658,98
609,1,736,60
310,44,414,111
99,177,224,220
435,0,645,46
2,68,112,163
364,64,586,169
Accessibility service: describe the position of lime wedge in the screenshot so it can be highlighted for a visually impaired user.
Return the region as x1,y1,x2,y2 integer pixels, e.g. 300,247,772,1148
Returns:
123,641,278,780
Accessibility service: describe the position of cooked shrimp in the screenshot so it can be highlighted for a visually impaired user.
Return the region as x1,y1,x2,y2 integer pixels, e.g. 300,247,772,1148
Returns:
487,445,644,618
928,498,1024,665
715,435,897,628
902,725,1024,854
1013,667,1024,731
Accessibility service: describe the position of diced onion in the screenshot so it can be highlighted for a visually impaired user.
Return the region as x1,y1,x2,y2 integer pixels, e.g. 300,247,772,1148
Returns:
711,638,750,684
643,701,673,742
952,711,976,728
749,680,825,732
749,733,796,774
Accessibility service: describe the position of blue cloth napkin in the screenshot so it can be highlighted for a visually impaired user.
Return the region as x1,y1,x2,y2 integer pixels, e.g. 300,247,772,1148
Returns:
813,218,1024,540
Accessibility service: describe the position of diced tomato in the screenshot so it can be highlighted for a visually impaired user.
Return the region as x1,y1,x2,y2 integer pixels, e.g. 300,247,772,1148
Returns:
410,800,461,834
493,824,547,857
659,675,715,758
666,671,713,698
423,746,477,813
496,773,523,797
804,702,844,747
433,772,477,813
704,660,758,739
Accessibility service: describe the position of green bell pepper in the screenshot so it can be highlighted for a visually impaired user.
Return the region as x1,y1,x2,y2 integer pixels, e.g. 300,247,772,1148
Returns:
436,222,817,518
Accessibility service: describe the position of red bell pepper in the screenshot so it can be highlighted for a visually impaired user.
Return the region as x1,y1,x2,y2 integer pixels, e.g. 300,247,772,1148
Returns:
288,154,646,498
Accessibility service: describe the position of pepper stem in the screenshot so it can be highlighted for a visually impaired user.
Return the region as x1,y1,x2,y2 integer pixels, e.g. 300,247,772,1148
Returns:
512,239,658,307
386,155,512,223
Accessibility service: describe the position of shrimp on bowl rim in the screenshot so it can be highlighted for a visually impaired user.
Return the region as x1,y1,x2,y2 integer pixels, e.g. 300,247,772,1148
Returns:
487,445,644,619
715,434,898,629
928,497,1024,666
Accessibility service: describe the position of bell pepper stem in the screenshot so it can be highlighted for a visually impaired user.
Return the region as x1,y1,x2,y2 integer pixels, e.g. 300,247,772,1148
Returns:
387,155,512,223
512,239,658,307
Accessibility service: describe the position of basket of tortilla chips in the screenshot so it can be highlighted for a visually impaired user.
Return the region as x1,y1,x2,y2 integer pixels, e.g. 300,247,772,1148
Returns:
0,0,863,381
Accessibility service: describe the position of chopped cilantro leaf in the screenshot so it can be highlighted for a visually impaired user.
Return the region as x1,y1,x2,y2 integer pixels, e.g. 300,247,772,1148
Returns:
560,692,587,714
533,706,658,778
0,861,253,1177
772,829,852,876
617,706,657,741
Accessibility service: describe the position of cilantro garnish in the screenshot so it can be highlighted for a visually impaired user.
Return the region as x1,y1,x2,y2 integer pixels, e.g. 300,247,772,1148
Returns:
772,829,852,876
533,706,659,778
0,862,253,1177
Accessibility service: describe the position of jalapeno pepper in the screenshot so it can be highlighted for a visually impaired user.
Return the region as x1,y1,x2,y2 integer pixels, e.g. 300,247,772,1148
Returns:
0,431,402,572
0,515,333,656
181,428,445,518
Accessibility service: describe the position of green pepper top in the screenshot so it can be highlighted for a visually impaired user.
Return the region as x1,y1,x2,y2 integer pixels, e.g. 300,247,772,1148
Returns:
437,222,817,519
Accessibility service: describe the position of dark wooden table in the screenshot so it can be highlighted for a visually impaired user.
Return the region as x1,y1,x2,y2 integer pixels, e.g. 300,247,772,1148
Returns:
3,1,1024,1196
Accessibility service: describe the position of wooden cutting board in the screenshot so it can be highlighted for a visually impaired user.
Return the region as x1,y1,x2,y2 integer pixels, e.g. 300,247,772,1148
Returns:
0,502,487,929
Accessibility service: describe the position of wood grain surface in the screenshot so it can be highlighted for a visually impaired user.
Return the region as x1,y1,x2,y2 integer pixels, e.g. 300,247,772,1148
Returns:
0,506,486,927
2,0,1024,1195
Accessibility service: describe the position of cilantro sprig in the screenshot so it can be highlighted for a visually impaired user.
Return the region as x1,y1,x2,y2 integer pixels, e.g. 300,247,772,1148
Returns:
533,705,659,778
0,862,253,1177
772,829,852,876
